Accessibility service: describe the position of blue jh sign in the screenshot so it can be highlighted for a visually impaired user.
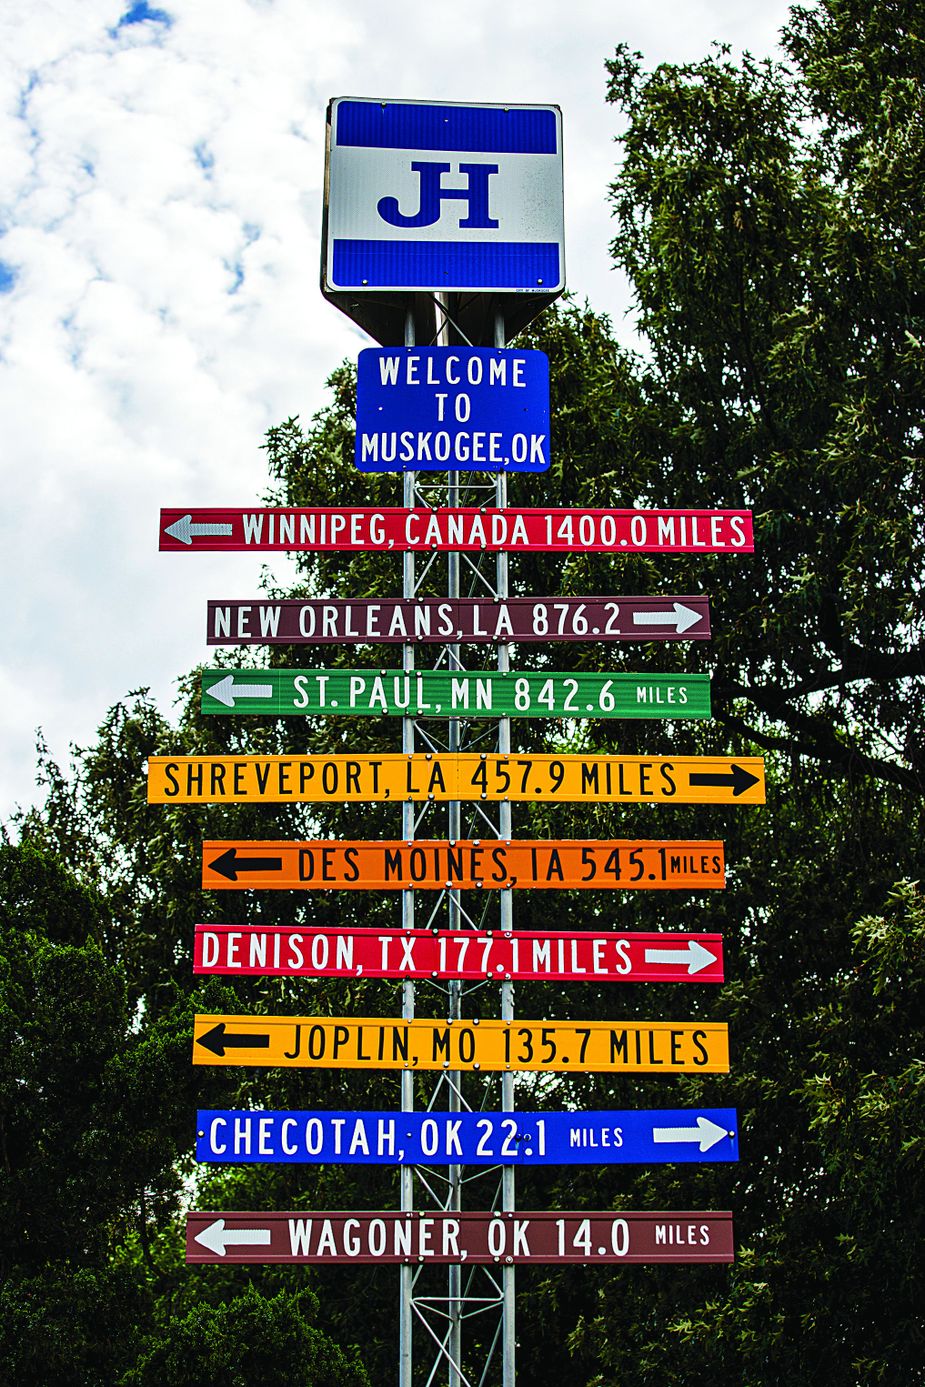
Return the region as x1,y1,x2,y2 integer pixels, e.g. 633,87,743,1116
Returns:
355,346,550,472
324,98,565,294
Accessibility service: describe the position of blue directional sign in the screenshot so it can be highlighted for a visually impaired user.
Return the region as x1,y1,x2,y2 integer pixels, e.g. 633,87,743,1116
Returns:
196,1108,738,1166
324,98,565,294
355,347,550,472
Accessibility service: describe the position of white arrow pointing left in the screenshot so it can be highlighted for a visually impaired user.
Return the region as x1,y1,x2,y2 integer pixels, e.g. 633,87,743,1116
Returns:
644,940,717,974
652,1117,731,1152
194,1218,272,1257
205,675,274,707
164,514,234,545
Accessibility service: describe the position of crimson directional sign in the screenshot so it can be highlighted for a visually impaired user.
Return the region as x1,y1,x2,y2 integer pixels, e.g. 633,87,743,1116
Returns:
206,595,712,644
196,1108,739,1165
187,1209,734,1264
193,926,724,982
160,507,753,553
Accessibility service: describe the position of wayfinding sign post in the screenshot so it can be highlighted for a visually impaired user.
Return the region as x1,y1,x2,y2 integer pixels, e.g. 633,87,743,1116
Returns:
152,90,755,1387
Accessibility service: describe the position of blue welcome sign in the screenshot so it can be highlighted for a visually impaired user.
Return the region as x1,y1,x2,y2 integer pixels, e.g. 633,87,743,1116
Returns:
324,98,565,294
355,346,550,472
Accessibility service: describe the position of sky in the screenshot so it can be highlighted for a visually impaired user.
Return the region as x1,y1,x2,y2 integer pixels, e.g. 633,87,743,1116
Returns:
0,0,793,825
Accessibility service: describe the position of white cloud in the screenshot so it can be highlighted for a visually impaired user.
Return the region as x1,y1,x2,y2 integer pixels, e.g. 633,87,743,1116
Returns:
0,0,790,823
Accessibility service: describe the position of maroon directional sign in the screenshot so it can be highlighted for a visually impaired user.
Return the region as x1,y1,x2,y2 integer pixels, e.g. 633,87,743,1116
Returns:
160,507,753,553
193,925,724,983
186,1210,734,1264
206,595,712,645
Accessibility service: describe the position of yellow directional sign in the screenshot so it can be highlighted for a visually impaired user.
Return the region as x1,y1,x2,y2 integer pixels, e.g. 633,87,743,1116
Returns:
192,1015,730,1073
149,753,765,805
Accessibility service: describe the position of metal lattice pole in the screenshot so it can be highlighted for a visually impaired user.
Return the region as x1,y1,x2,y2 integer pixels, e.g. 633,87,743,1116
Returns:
399,306,417,1387
399,303,514,1387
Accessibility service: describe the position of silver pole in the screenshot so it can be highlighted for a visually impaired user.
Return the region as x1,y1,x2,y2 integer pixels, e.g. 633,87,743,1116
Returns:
493,310,516,1387
439,294,464,1387
399,307,416,1387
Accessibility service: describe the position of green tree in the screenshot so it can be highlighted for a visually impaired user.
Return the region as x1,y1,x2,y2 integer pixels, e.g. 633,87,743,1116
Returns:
10,1,924,1381
124,1284,368,1387
601,0,924,793
0,840,367,1384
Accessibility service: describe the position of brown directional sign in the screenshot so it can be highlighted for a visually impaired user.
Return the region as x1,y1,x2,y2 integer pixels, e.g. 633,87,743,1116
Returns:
201,839,726,891
206,596,712,645
148,753,765,805
186,1209,734,1264
192,1015,730,1072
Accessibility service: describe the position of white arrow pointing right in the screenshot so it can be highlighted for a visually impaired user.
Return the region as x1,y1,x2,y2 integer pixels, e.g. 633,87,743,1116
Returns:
205,674,274,707
164,514,234,545
194,1218,273,1257
632,602,703,634
644,940,717,975
652,1116,731,1152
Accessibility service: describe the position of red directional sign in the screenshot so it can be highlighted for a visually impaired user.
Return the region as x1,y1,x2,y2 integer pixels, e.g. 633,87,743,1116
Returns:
160,507,753,553
186,1209,734,1264
206,595,712,644
193,926,724,983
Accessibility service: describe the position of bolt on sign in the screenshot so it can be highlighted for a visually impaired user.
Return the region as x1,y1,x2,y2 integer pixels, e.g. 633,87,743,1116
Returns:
195,1108,739,1165
193,926,725,983
148,752,766,805
355,347,551,473
321,98,565,346
200,838,726,892
205,595,713,646
192,1015,730,1073
159,507,754,553
187,1209,734,1264
200,668,712,720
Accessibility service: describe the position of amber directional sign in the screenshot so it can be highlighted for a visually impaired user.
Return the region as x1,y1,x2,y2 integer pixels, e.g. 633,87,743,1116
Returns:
160,507,753,553
200,669,711,720
194,925,725,982
206,596,712,646
148,753,765,804
200,839,726,892
192,1015,729,1072
186,1209,734,1264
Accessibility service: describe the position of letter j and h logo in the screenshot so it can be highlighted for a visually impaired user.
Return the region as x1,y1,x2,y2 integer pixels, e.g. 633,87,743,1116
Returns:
377,161,499,229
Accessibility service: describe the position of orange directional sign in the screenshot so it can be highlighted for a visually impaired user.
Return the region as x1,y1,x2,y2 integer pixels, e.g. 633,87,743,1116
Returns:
148,753,765,805
192,1015,729,1073
201,839,725,891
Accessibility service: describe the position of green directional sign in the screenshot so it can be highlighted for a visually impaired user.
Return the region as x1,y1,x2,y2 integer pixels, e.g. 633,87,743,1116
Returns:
201,669,711,720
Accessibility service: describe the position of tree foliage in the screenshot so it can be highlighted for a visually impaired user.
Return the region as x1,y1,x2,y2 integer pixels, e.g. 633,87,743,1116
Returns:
600,0,925,796
4,0,924,1381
